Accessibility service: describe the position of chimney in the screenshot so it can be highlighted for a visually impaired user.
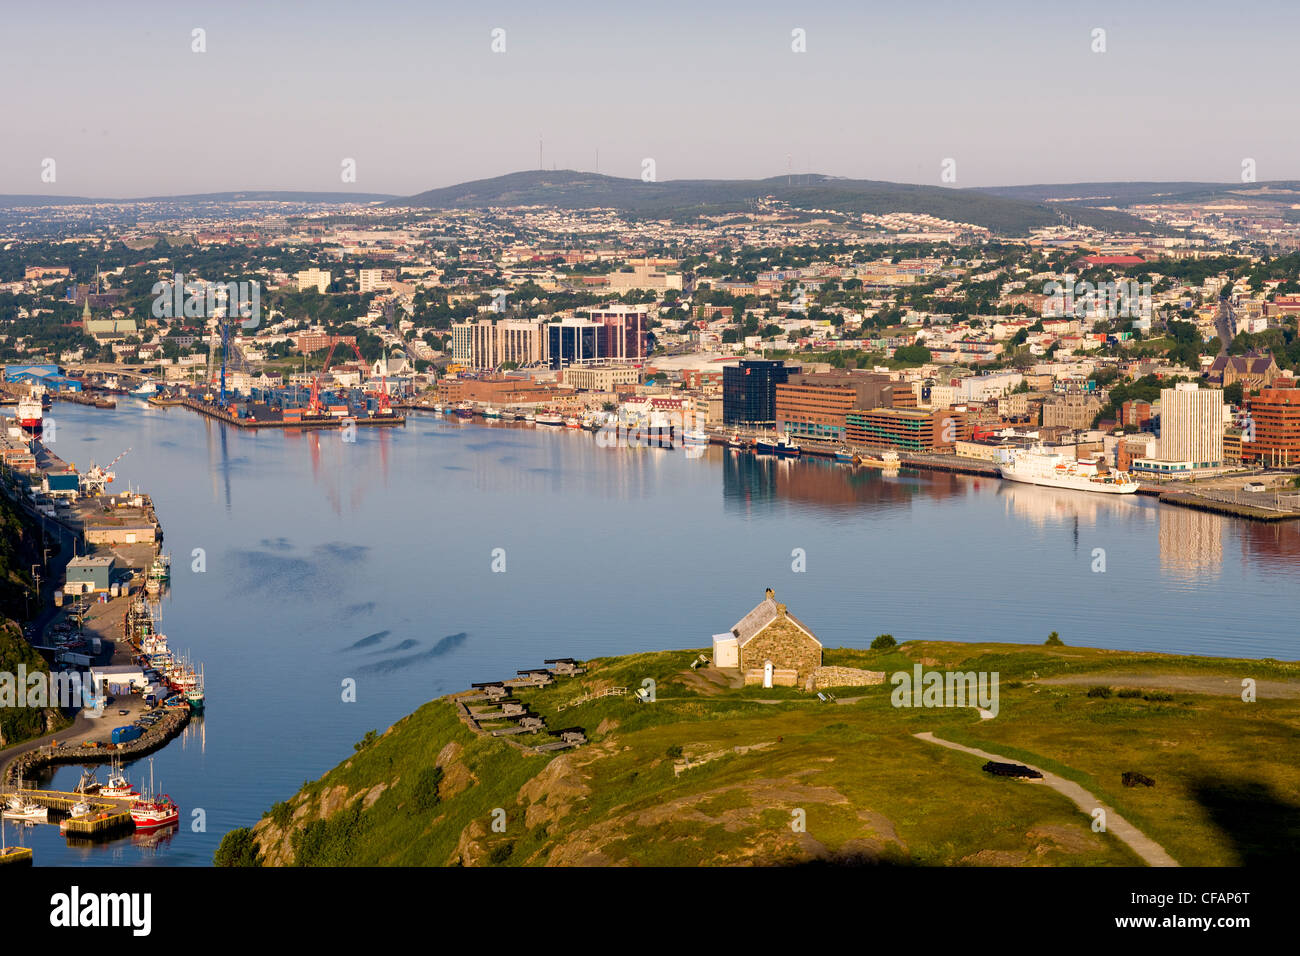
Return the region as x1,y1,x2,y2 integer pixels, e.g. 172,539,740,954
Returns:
765,587,774,601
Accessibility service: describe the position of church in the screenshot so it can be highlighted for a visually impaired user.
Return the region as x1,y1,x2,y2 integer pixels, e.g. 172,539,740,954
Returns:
712,588,823,687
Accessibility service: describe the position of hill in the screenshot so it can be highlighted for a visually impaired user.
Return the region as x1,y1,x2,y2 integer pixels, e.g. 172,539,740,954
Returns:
978,180,1300,215
395,170,1164,235
0,191,394,208
0,490,67,747
220,641,1300,867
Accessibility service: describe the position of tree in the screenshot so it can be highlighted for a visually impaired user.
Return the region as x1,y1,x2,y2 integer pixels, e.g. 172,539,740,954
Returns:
870,634,897,650
1045,631,1064,646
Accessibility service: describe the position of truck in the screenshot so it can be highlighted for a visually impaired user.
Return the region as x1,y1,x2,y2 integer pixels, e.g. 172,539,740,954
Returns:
89,637,102,655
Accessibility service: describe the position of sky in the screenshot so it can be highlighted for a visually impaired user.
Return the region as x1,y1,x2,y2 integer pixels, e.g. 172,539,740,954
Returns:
3,0,1298,197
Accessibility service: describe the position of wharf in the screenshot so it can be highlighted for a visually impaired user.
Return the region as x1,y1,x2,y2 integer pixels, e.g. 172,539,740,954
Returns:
51,391,116,409
149,395,405,429
0,787,135,836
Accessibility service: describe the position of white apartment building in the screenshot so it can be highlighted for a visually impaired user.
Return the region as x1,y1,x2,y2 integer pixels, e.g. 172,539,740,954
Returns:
358,268,397,293
296,269,331,294
1141,382,1224,473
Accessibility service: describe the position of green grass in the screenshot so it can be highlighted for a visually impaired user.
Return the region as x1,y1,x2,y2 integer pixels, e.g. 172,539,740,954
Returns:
234,642,1300,867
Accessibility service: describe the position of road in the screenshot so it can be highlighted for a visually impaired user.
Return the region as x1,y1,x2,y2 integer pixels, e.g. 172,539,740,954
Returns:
1215,299,1236,352
914,731,1180,867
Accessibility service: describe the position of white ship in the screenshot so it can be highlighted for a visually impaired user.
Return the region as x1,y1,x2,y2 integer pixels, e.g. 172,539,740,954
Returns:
999,448,1138,495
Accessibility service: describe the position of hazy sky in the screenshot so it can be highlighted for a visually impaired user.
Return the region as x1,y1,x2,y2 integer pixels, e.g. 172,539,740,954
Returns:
4,0,1298,197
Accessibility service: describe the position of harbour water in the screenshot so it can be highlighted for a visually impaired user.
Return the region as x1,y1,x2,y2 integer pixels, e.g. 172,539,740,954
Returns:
7,399,1299,865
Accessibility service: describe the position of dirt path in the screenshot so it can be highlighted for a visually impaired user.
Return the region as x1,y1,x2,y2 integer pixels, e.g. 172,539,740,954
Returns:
1036,673,1300,699
914,731,1179,867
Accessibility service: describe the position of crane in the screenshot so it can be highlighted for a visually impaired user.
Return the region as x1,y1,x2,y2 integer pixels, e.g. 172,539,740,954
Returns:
308,339,367,415
81,447,131,496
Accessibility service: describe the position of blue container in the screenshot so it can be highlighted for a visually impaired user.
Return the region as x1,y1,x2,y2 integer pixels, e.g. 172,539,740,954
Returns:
111,725,143,744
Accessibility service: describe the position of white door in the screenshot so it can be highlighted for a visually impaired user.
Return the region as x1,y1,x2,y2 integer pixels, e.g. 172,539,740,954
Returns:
763,660,774,689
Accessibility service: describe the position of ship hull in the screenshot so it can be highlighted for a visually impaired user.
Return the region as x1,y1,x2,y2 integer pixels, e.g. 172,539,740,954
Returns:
999,468,1138,494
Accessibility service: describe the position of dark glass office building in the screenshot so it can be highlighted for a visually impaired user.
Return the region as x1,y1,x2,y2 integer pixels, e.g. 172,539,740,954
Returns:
547,320,602,369
723,360,800,427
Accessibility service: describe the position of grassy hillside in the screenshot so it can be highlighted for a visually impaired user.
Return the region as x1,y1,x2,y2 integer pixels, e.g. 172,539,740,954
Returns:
394,170,1164,235
0,491,66,747
221,640,1300,867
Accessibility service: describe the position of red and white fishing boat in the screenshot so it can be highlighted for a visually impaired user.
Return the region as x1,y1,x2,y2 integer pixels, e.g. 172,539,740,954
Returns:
101,755,138,798
130,759,178,830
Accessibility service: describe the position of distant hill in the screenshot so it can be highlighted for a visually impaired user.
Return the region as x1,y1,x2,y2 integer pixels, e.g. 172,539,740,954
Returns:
978,180,1300,211
395,170,1166,235
0,191,395,209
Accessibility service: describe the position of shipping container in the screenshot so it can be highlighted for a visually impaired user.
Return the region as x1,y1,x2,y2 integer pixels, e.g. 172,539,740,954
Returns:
111,724,143,744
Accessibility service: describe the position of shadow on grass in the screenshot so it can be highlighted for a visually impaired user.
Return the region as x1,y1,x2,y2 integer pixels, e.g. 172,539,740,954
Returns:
1188,775,1300,866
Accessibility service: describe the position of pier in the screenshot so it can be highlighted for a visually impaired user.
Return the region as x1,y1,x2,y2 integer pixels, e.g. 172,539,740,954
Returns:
148,394,405,430
1,786,135,836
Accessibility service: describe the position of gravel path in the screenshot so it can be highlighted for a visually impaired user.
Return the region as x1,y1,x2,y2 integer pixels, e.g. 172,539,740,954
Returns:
914,731,1179,867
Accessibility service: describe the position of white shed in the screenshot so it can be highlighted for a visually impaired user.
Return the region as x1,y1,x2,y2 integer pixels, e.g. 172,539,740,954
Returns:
711,632,739,669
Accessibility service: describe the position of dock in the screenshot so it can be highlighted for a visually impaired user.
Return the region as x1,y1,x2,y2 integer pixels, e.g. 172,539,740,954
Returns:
148,395,404,430
1,787,136,837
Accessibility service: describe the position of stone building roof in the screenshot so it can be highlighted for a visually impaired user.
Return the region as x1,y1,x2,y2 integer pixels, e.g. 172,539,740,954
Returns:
730,588,821,648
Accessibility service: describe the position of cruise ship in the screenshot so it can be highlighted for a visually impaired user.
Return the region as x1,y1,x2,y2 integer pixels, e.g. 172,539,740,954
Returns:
999,449,1139,495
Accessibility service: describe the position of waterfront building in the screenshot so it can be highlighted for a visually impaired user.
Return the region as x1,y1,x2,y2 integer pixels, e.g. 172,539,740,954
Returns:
451,318,549,371
64,555,116,594
845,407,967,452
584,305,649,362
547,317,603,369
1243,387,1300,466
562,364,640,391
723,360,800,428
1158,382,1223,470
774,371,911,444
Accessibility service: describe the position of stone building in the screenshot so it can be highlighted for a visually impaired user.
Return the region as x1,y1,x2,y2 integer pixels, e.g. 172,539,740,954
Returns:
711,588,823,687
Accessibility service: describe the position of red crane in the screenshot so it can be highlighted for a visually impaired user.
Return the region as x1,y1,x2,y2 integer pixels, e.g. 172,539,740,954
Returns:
308,339,366,415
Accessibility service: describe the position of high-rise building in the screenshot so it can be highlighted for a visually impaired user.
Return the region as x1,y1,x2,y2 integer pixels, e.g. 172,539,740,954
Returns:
1243,387,1300,466
451,318,547,370
547,317,603,369
584,305,649,362
1158,383,1223,469
723,360,800,428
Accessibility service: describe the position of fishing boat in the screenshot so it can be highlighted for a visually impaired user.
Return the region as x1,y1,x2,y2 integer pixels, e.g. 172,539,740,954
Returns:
452,402,474,419
727,433,749,450
185,665,205,711
128,380,157,398
482,405,501,419
129,760,179,830
523,412,536,424
754,434,778,455
564,417,582,429
775,435,802,458
3,795,47,823
683,429,709,446
535,411,564,426
100,755,138,798
834,447,858,464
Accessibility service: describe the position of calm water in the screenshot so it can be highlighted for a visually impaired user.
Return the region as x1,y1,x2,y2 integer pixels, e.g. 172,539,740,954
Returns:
8,400,1299,865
